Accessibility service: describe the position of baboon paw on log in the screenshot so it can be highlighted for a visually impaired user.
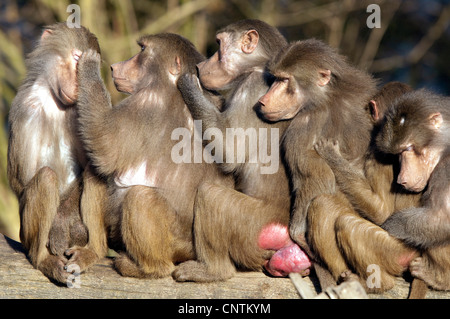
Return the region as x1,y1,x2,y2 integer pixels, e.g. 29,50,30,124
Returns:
173,261,231,283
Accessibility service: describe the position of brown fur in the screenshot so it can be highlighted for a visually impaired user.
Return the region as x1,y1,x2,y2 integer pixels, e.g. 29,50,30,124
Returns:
259,39,384,290
312,82,425,293
378,89,450,291
173,20,291,282
7,23,101,284
76,33,232,279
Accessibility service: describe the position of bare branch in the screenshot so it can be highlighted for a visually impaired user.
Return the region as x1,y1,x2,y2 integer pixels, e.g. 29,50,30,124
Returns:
371,4,450,73
358,0,402,70
273,0,387,27
407,5,450,64
140,0,214,35
102,0,215,52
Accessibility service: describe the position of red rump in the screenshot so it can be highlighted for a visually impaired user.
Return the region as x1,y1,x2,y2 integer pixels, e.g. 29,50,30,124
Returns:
258,223,311,277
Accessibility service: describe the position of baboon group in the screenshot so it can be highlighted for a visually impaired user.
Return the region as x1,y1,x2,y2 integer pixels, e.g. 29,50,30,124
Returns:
7,19,450,298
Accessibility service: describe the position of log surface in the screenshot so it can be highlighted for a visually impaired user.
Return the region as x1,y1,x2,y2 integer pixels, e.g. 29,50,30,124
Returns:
0,234,448,299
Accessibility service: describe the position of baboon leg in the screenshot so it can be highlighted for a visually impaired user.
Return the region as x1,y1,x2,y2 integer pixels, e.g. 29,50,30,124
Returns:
336,213,417,293
20,167,69,283
173,182,287,282
114,185,175,279
48,179,87,256
306,193,350,288
65,165,109,272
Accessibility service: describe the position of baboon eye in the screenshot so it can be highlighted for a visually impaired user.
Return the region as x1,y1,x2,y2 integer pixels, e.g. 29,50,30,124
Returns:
141,45,146,52
399,115,406,125
405,145,414,152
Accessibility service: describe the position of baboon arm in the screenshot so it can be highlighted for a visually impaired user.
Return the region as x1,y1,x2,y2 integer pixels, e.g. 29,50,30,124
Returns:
76,50,121,176
382,206,449,249
178,73,237,172
329,161,393,225
314,139,393,224
290,150,336,242
177,73,224,130
383,162,450,249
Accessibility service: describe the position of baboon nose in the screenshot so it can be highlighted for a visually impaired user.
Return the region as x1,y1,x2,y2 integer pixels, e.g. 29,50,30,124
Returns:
258,96,266,106
110,64,117,78
397,176,407,187
196,61,206,75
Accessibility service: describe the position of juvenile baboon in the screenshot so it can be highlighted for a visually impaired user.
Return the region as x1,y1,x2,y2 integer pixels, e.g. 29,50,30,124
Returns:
379,89,450,291
313,82,423,293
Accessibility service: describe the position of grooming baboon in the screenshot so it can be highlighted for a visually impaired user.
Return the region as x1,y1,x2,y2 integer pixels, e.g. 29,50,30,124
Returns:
174,20,312,282
313,82,424,293
258,39,419,291
76,33,232,278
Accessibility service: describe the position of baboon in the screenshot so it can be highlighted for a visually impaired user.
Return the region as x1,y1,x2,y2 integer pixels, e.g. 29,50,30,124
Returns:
379,89,450,291
313,82,424,293
7,23,101,283
76,33,232,278
258,39,418,291
174,20,311,282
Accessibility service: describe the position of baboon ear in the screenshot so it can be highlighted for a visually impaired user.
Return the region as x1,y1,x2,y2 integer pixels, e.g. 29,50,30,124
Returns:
429,112,443,130
169,56,181,76
317,69,331,87
241,30,259,54
369,100,380,121
41,29,53,40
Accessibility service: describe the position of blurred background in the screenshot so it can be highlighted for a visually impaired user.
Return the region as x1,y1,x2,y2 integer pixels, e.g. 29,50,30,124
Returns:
1,0,449,241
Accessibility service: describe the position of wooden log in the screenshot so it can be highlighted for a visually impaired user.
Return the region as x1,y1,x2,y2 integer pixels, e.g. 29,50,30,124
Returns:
0,234,448,299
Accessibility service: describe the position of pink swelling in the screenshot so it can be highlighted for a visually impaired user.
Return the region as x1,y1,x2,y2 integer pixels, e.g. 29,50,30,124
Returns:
258,223,311,277
264,243,311,277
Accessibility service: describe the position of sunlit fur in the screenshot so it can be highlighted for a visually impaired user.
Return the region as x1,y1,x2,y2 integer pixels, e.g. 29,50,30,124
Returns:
378,89,450,291
76,33,232,279
173,20,292,282
7,23,101,284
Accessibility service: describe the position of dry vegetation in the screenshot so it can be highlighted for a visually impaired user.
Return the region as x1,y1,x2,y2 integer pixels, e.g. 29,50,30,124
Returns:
1,0,449,241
